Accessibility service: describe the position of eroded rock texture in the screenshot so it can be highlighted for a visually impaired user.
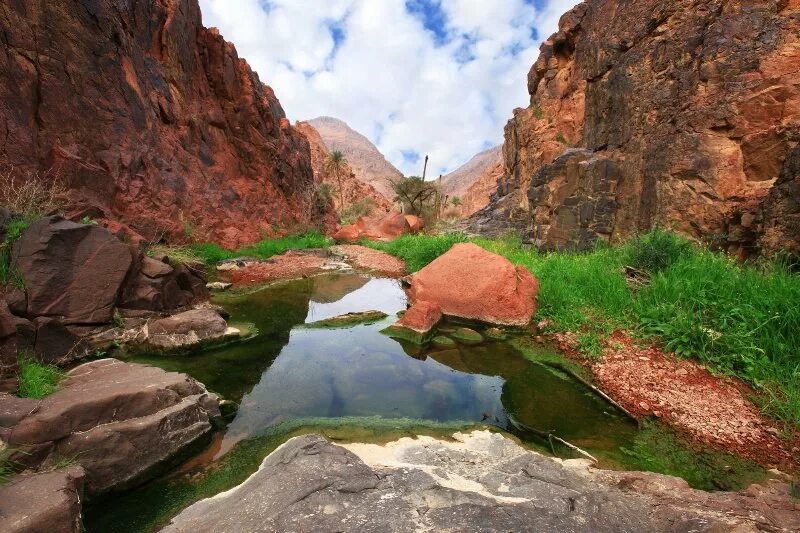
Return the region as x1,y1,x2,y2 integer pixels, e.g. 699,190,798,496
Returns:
469,0,799,254
0,0,327,249
162,431,800,532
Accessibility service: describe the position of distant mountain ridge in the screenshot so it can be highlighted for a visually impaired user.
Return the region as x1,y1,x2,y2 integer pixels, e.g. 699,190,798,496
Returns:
307,117,402,201
441,146,503,217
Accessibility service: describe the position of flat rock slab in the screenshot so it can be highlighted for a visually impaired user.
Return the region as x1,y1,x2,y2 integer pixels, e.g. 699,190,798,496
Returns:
5,358,219,495
330,245,406,277
0,465,85,533
162,431,800,532
303,310,388,329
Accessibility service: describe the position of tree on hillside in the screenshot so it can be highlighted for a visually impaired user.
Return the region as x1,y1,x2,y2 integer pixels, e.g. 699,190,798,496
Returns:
391,176,439,218
451,196,461,207
324,150,348,208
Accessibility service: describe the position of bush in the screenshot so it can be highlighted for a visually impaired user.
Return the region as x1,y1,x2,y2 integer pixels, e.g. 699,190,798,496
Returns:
0,166,66,220
314,183,333,215
0,218,30,288
17,356,65,399
626,227,693,273
339,198,376,225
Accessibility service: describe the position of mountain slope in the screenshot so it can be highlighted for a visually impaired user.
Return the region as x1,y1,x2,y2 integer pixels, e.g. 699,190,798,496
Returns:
0,0,327,248
295,121,392,214
467,0,799,256
307,117,402,201
441,146,503,216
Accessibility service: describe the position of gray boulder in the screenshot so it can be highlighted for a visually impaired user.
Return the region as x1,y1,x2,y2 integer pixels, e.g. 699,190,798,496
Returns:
163,431,800,532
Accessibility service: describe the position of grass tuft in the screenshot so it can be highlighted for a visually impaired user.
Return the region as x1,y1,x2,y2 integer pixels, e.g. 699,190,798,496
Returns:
363,232,468,272
17,356,65,399
189,232,332,265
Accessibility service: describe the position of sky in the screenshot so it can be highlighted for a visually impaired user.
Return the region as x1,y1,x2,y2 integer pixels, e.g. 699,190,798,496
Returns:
198,0,578,176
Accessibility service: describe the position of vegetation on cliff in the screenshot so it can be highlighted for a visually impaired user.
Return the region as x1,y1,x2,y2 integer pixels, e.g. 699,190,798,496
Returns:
369,231,800,427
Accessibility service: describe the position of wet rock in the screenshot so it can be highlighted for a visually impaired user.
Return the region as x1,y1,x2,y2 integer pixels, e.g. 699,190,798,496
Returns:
484,327,507,341
0,465,85,533
206,282,232,291
431,335,456,349
406,243,539,326
381,301,442,344
5,359,220,496
304,311,388,329
144,309,230,351
451,327,484,345
11,217,132,325
162,431,800,532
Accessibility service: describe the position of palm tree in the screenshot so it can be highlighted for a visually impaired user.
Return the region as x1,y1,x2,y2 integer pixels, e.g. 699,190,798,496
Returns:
324,150,348,209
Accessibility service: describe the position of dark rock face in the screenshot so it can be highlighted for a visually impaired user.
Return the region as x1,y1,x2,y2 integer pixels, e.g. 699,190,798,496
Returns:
162,431,800,532
468,0,799,254
119,255,208,312
0,299,18,376
12,217,132,324
0,0,328,249
0,465,85,533
4,358,220,496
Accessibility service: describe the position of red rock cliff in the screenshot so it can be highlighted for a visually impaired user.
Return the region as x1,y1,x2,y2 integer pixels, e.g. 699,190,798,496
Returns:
0,0,328,249
468,0,799,255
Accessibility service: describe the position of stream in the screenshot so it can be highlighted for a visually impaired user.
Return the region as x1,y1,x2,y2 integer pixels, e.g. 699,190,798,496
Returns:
84,272,767,532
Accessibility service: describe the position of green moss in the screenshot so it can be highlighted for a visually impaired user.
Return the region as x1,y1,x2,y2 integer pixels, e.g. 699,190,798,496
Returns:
303,311,388,329
431,335,456,348
451,327,484,345
17,356,65,399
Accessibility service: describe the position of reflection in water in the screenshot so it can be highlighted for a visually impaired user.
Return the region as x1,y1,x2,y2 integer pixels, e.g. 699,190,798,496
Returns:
134,273,637,459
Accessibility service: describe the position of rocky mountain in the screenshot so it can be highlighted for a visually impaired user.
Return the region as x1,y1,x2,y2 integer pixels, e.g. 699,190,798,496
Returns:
0,0,328,249
467,0,799,256
294,122,392,214
441,146,503,217
307,117,403,201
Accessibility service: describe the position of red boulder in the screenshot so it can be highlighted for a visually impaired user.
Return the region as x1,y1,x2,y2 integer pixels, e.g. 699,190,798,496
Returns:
382,301,442,344
406,243,539,326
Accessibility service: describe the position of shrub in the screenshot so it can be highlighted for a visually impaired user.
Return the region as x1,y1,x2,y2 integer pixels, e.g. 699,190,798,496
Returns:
0,218,30,288
17,356,65,399
0,166,66,219
626,227,693,273
314,183,334,215
339,198,376,225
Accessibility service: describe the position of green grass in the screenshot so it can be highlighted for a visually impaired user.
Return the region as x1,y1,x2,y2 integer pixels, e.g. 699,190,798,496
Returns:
363,232,468,272
188,232,332,265
1,218,30,287
370,230,800,427
17,356,66,399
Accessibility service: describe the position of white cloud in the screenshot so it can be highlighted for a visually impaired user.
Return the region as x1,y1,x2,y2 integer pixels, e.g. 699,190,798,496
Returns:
198,0,579,176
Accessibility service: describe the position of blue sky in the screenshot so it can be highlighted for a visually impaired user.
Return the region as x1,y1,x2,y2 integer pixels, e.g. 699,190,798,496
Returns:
198,0,578,175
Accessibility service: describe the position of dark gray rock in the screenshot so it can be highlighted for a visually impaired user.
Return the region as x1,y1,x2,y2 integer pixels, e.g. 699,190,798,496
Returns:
162,431,800,532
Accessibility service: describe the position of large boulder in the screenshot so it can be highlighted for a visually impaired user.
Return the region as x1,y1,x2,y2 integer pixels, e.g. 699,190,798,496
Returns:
162,431,800,532
119,255,209,312
406,243,539,326
143,308,230,351
0,465,85,533
12,217,132,324
381,301,441,344
333,212,418,242
5,359,220,495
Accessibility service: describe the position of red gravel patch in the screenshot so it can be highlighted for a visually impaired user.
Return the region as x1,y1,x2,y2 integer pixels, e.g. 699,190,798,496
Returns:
330,245,406,277
223,251,329,285
591,331,798,471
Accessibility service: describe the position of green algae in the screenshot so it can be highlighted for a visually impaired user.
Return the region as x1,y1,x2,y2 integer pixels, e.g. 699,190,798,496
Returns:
303,310,388,329
450,327,484,345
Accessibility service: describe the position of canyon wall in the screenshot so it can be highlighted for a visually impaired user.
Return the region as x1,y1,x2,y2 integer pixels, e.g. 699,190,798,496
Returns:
0,0,327,249
469,0,799,255
441,146,503,217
